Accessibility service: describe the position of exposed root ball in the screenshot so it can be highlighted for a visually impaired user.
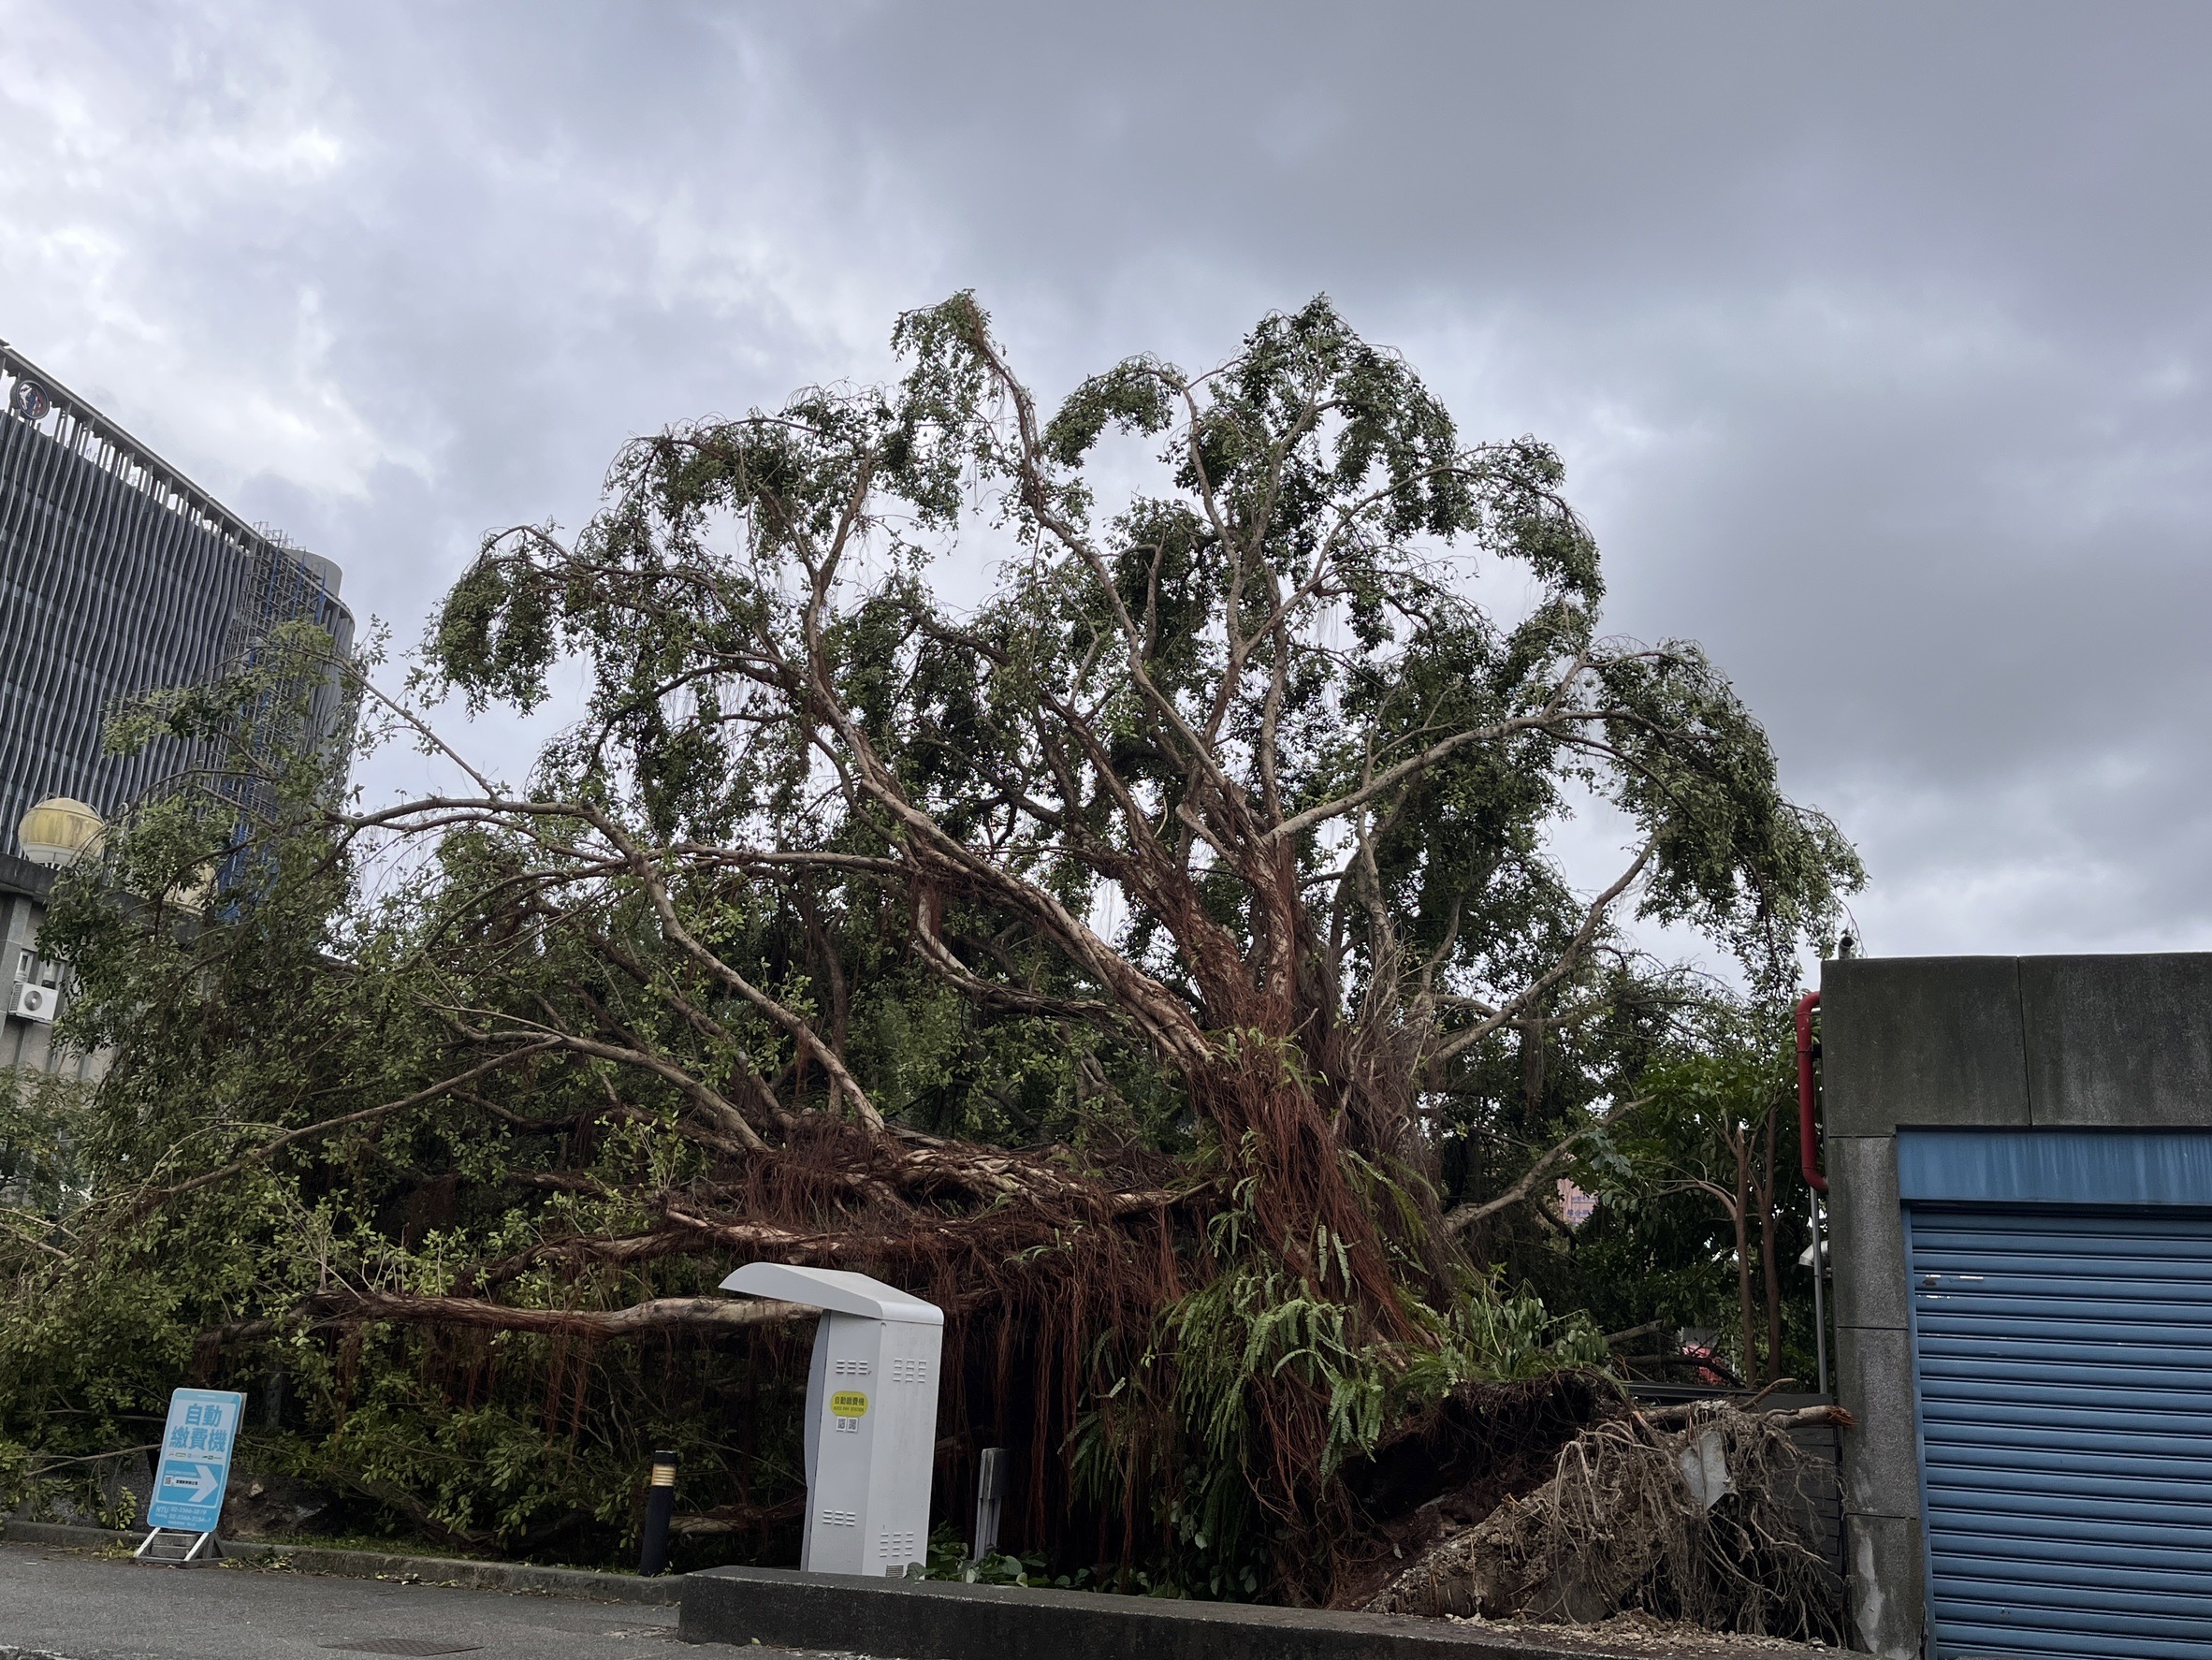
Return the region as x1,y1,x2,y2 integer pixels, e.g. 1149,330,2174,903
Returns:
1366,1405,1842,1642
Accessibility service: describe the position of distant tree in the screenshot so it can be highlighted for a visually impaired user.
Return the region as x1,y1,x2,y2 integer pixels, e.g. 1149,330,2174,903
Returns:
1587,1020,1807,1386
1557,1013,1813,1390
4,296,1857,1594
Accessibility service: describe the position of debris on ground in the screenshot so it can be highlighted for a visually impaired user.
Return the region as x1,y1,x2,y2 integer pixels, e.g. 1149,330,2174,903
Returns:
1448,1609,1834,1656
1366,1400,1850,1644
1329,1371,1620,1609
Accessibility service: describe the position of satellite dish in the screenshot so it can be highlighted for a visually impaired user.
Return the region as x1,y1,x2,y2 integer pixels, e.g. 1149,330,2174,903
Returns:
8,379,51,422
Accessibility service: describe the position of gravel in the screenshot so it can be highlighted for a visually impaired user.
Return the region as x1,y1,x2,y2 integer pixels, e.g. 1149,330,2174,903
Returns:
1445,1612,1836,1658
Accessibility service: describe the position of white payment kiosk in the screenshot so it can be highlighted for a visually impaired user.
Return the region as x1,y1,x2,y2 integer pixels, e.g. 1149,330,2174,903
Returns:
721,1263,944,1578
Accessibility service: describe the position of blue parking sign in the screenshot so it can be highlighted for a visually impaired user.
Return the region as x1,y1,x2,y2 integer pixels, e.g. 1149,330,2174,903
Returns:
147,1388,245,1533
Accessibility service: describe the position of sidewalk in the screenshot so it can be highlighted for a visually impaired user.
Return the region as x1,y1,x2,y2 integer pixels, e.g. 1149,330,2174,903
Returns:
0,1537,765,1660
0,1536,1830,1660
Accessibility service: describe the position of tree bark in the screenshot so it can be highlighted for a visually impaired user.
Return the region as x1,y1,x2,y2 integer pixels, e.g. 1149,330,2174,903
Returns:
1757,1106,1786,1385
326,1291,815,1339
1730,1128,1759,1383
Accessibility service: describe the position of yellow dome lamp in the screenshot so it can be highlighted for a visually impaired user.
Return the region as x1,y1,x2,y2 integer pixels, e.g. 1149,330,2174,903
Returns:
18,796,104,868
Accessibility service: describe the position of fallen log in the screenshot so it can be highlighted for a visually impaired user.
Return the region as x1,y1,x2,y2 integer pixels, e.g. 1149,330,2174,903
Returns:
330,1289,814,1337
1638,1401,1854,1432
195,1291,817,1357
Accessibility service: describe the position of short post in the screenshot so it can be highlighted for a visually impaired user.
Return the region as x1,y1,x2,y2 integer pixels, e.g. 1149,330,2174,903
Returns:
1809,1192,1830,1399
638,1449,677,1577
972,1446,1007,1562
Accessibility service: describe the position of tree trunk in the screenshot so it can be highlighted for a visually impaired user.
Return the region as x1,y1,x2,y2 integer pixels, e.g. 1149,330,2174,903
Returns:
1521,1008,1546,1132
1730,1129,1759,1382
1757,1107,1786,1385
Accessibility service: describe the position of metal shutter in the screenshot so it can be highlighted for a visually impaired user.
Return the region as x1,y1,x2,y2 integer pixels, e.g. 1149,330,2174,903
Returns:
1909,1206,2212,1660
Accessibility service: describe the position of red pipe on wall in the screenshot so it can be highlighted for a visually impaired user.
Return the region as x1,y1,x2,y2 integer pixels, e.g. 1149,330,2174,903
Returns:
1797,989,1826,1192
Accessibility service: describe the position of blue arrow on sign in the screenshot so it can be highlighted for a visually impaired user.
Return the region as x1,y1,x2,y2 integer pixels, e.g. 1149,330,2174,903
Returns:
146,1389,245,1533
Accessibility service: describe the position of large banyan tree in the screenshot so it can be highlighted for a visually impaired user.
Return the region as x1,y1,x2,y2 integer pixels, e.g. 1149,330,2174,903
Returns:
12,296,1855,1596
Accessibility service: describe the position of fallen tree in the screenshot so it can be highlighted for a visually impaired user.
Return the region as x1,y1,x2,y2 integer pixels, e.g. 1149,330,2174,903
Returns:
7,294,1857,1594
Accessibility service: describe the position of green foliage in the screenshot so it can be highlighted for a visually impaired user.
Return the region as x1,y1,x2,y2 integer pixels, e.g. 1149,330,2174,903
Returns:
1071,1174,1608,1597
920,1524,1051,1588
0,1068,90,1216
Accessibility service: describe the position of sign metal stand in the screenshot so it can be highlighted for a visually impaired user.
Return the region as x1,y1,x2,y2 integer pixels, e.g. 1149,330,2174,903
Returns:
132,1527,220,1565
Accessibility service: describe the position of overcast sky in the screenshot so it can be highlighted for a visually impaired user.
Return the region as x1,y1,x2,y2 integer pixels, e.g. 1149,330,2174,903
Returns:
5,1,2209,965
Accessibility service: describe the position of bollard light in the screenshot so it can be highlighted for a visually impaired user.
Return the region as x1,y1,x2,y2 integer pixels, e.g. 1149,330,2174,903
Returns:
638,1449,677,1577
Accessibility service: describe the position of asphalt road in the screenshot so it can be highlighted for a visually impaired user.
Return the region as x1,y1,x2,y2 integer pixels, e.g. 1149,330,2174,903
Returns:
0,1540,735,1660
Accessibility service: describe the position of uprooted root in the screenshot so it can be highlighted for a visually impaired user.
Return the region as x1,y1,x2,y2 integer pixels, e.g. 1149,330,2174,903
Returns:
1366,1404,1845,1642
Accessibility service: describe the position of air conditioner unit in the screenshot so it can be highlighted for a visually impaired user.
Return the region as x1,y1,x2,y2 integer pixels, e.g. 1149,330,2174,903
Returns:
10,980,57,1023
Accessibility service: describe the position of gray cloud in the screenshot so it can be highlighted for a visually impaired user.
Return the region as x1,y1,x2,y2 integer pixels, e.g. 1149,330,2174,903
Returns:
5,0,2210,961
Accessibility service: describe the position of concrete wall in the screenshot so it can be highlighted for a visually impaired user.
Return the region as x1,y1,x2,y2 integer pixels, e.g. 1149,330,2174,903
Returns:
1821,953,2212,1657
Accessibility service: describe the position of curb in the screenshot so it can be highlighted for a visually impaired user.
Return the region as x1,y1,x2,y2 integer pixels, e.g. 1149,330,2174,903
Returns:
0,1520,681,1606
680,1564,1762,1660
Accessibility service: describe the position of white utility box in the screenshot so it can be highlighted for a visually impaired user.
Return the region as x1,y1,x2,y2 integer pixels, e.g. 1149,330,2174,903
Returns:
721,1262,944,1577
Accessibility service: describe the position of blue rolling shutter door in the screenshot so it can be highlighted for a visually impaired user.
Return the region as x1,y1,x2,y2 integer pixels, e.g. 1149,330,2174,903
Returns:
1909,1207,2212,1660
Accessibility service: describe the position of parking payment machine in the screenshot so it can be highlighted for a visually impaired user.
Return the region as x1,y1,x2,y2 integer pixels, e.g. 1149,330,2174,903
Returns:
721,1263,943,1577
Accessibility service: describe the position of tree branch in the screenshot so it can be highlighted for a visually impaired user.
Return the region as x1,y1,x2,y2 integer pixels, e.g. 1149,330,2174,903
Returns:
1441,1093,1649,1235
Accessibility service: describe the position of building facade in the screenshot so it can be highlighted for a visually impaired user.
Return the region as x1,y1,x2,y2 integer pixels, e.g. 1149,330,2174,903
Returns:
1825,953,2212,1660
0,344,353,1077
